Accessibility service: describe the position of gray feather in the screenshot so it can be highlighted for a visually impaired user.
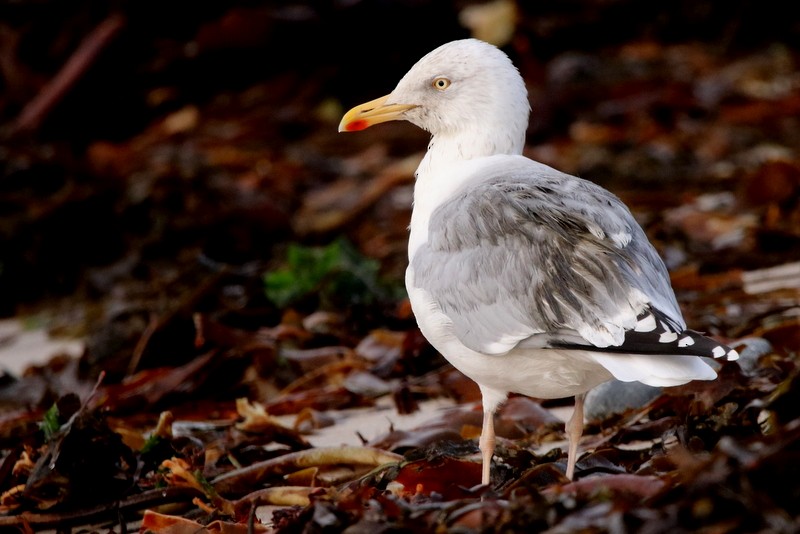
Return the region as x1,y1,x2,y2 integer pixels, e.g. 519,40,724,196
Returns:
411,158,684,355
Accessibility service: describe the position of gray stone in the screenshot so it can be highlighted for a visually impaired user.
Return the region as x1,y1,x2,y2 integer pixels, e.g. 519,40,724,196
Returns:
585,380,662,421
732,337,773,375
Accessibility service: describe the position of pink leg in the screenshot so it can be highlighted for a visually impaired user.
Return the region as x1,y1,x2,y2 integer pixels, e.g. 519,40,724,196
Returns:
479,408,496,485
565,393,585,480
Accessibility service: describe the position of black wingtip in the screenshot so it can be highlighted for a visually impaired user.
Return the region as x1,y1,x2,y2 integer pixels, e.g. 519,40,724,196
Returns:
549,307,740,360
683,330,739,361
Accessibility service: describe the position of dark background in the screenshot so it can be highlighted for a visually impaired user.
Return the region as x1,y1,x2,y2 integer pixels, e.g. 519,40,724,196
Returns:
2,0,798,316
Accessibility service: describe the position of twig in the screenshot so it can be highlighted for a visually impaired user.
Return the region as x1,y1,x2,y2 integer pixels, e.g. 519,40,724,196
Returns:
126,313,160,377
12,13,126,134
127,269,227,376
212,446,403,496
0,486,201,529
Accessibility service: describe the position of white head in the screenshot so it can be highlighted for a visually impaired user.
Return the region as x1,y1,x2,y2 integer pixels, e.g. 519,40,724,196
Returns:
340,39,530,159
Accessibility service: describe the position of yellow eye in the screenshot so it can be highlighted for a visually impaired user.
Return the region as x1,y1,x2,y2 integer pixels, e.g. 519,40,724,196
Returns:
432,77,451,91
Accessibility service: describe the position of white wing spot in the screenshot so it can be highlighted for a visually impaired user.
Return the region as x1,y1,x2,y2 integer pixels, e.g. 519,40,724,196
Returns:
610,231,632,247
634,315,657,332
659,332,678,343
678,336,695,347
727,349,739,361
712,346,726,358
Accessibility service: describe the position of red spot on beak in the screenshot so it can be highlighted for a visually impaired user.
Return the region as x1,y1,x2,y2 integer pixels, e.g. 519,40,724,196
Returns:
344,119,369,132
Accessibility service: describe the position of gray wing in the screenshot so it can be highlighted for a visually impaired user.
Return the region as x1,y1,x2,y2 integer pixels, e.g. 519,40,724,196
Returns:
411,159,690,356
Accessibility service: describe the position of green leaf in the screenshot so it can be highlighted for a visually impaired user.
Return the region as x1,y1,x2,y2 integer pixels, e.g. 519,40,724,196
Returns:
39,403,61,441
194,469,218,498
263,238,399,310
140,433,162,454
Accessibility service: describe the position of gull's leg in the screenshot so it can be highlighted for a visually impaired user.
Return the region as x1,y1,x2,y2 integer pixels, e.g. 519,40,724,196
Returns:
565,393,585,480
479,408,496,486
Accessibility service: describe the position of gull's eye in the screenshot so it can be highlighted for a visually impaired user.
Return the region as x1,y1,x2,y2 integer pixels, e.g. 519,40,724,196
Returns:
432,77,451,91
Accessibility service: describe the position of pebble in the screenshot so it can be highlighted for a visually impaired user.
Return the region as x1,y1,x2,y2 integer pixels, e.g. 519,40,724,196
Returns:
585,380,662,421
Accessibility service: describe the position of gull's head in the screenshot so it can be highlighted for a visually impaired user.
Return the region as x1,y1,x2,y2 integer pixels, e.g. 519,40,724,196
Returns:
339,39,530,156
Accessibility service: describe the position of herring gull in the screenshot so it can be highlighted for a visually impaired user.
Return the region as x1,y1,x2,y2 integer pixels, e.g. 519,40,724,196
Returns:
338,38,738,484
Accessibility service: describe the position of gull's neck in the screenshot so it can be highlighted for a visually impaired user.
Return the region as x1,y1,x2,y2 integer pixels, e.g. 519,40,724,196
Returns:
419,125,525,175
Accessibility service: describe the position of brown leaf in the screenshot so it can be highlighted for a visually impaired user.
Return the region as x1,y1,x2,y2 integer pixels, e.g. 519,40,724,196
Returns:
547,473,667,501
292,155,417,235
391,456,483,498
139,509,271,533
212,446,402,497
263,385,373,416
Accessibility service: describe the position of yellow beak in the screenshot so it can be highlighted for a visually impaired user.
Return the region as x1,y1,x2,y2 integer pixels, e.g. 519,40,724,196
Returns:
338,94,417,132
